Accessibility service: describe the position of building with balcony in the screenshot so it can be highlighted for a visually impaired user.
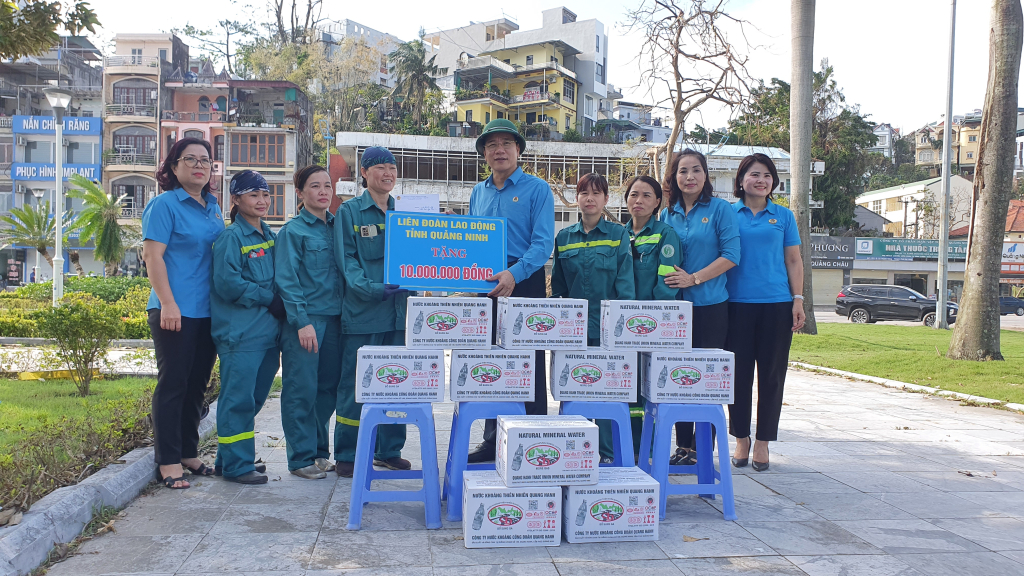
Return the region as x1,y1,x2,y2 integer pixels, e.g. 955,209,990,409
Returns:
102,34,189,220
953,111,981,177
856,175,973,239
867,123,897,159
427,7,610,138
596,101,672,144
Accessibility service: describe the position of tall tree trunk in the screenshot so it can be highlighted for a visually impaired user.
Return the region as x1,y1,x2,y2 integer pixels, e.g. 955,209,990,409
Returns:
948,0,1023,361
105,260,118,277
790,0,818,334
38,247,53,270
68,250,85,277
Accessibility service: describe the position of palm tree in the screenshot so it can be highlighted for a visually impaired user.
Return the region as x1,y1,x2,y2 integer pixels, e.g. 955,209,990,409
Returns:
67,175,127,277
388,39,448,125
0,201,81,274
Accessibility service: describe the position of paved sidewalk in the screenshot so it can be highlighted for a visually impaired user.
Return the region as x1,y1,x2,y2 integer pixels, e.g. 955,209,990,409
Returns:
46,368,1024,576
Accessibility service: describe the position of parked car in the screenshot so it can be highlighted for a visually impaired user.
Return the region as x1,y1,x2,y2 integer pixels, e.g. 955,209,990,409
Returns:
835,284,958,326
999,296,1024,316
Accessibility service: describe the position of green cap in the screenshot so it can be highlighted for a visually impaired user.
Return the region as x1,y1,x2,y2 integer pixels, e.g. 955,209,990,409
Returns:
475,118,526,156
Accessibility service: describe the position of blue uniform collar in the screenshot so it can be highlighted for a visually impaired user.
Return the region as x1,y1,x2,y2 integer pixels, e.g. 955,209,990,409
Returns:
356,190,394,213
298,206,334,226
566,217,612,236
737,198,777,215
625,217,657,237
485,166,525,191
173,187,217,206
234,215,271,238
672,196,710,215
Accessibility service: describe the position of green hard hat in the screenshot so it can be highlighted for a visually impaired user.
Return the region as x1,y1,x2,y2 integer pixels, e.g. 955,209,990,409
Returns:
475,118,526,156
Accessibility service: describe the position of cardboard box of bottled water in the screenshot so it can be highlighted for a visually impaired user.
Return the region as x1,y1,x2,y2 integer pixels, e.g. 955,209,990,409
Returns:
641,348,734,404
405,296,492,349
549,348,637,402
563,467,660,543
495,297,587,350
600,300,692,351
496,415,599,487
450,347,536,401
355,346,445,403
462,470,561,548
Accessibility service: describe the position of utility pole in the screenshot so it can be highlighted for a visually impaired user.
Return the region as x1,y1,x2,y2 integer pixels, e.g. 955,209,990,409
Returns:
937,0,957,329
791,0,817,334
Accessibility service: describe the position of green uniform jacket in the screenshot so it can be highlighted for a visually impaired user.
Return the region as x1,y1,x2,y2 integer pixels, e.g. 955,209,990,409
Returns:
211,218,280,351
625,218,682,301
551,218,636,340
336,191,408,334
274,208,342,330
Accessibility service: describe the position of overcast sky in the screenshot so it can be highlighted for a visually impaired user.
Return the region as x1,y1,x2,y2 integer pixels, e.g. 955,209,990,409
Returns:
83,0,1012,134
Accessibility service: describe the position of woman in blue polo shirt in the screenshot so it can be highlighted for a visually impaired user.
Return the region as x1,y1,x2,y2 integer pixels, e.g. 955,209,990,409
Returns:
725,154,805,472
661,149,740,466
143,137,224,489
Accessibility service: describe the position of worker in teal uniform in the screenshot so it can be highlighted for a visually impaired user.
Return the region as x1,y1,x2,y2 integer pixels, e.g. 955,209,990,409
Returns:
275,165,342,479
550,172,635,463
211,170,285,484
333,146,410,478
621,175,682,459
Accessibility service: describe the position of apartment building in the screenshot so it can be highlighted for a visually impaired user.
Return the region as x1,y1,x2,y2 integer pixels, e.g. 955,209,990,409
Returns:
599,101,672,143
427,7,609,138
321,19,405,89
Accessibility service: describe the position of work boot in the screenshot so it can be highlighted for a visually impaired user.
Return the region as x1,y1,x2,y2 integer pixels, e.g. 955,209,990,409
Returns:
467,442,495,463
290,464,327,479
335,461,355,478
314,457,336,472
374,457,412,470
225,471,268,485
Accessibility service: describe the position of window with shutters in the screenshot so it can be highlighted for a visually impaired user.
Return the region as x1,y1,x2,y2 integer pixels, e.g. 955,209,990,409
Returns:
230,133,285,167
267,183,286,220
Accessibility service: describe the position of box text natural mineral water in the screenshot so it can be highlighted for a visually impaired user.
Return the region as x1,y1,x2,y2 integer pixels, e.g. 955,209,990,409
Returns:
496,415,598,486
450,347,536,401
641,348,734,404
405,296,491,349
462,470,561,548
563,467,659,543
549,348,637,402
355,346,445,402
495,297,587,350
600,300,692,351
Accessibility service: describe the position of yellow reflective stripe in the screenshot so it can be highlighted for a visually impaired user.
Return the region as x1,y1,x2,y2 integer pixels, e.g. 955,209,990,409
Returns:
557,239,622,252
218,431,255,444
336,415,360,426
634,234,661,246
240,240,274,255
629,407,646,417
658,265,675,276
351,223,385,232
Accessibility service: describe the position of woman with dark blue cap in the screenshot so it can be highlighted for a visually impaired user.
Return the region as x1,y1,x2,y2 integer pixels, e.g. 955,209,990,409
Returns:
211,170,286,484
333,146,410,477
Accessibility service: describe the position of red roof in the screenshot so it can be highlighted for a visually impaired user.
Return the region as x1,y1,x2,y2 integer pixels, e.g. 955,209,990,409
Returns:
1008,200,1024,233
949,225,970,238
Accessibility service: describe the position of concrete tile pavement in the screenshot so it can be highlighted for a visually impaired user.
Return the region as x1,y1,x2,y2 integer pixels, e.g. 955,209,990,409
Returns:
43,368,1024,576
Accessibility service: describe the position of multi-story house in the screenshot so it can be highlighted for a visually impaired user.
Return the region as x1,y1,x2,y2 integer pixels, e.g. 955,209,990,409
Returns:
321,19,405,89
867,123,897,159
102,34,189,220
909,123,943,176
856,175,973,239
599,101,672,143
427,6,608,137
953,111,981,176
1,37,104,281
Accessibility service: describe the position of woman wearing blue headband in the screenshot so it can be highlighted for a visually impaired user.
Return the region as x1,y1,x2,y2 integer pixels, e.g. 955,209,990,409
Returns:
332,146,410,476
210,170,286,484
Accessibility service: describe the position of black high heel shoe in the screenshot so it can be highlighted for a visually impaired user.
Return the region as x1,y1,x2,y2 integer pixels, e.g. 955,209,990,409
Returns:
752,446,769,472
731,437,750,468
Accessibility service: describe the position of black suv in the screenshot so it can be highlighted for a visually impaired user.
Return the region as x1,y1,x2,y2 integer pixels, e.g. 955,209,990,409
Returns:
1000,296,1024,316
836,284,958,326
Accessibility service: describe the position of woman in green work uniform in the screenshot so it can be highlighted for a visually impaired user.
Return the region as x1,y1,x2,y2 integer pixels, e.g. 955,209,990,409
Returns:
211,170,286,484
551,172,635,463
333,146,409,478
275,165,342,479
621,175,682,459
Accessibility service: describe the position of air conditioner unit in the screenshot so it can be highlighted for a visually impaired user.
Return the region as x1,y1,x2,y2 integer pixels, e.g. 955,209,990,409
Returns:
16,185,27,194
16,136,27,146
61,138,70,147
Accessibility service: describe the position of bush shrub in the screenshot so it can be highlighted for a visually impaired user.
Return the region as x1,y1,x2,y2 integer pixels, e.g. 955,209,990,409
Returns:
121,315,151,339
9,277,150,303
0,314,38,337
0,383,154,512
115,285,150,318
36,294,123,396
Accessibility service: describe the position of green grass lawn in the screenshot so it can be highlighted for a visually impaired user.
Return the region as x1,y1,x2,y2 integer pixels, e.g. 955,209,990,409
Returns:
791,324,1024,404
0,377,156,448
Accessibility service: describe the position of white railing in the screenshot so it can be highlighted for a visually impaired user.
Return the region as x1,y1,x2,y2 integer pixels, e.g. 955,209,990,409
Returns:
0,118,11,129
104,56,159,69
162,110,228,122
513,92,557,104
104,152,157,167
105,104,156,118
457,56,516,75
515,61,576,79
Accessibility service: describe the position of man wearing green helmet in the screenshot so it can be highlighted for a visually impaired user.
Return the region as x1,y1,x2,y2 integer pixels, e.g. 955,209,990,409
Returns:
467,118,556,463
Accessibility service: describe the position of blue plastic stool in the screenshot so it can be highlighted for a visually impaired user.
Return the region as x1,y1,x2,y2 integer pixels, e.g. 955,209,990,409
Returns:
442,401,525,522
559,401,633,467
347,403,442,530
638,402,737,521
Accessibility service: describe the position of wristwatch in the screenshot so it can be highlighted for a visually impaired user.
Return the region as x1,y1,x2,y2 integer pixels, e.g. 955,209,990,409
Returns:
693,272,702,285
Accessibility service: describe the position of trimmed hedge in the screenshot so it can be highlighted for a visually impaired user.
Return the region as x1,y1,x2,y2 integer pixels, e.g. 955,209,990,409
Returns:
0,278,152,339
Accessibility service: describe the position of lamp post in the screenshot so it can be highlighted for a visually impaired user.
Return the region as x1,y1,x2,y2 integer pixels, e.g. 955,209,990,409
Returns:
29,188,45,282
43,87,72,306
